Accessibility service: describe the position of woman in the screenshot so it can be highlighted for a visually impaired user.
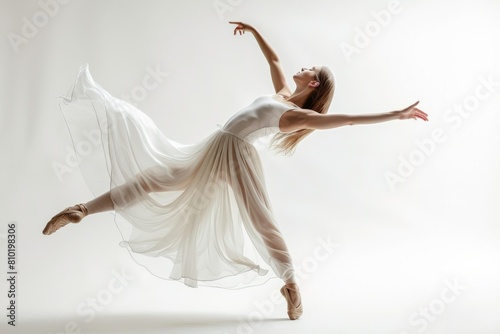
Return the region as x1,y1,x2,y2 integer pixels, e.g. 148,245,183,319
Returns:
43,22,428,320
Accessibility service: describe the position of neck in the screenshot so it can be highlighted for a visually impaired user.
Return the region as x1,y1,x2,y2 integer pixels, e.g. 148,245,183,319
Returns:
288,87,313,109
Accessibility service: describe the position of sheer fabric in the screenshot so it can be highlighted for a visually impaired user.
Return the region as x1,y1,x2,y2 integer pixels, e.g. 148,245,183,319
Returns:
60,64,297,288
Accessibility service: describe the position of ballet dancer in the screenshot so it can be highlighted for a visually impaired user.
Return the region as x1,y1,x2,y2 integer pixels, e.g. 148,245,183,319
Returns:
43,22,428,321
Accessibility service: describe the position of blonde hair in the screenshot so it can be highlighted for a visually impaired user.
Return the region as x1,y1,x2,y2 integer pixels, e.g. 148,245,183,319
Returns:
270,66,335,155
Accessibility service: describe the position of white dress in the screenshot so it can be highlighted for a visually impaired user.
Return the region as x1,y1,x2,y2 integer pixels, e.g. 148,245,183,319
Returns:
60,64,298,288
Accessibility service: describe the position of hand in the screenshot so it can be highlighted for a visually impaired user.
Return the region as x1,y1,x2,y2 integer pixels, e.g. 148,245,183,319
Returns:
229,21,255,35
396,101,429,121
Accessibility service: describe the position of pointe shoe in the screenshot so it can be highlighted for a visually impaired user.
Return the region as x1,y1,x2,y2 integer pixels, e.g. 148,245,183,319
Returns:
42,204,88,235
280,283,303,320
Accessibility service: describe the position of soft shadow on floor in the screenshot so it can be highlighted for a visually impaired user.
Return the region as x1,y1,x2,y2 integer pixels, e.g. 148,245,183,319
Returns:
88,312,289,330
25,312,290,334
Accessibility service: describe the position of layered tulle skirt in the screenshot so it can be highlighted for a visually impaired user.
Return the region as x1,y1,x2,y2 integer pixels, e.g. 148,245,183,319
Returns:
59,64,294,288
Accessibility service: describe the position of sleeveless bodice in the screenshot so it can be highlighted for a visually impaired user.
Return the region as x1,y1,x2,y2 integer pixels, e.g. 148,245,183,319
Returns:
221,95,297,144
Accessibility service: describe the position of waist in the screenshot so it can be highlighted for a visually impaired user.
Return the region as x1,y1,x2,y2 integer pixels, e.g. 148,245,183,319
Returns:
218,129,254,145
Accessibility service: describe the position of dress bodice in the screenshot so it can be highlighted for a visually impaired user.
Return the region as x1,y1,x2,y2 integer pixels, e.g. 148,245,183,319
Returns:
221,95,298,144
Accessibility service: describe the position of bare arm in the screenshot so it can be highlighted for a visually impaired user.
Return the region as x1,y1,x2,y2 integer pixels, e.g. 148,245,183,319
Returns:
304,112,401,130
288,101,428,131
229,22,291,95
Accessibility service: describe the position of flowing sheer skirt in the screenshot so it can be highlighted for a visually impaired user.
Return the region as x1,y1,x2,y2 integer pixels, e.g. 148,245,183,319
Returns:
59,64,295,288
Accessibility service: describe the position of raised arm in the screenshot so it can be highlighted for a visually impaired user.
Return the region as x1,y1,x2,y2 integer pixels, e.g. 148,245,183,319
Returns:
283,101,428,131
229,22,291,96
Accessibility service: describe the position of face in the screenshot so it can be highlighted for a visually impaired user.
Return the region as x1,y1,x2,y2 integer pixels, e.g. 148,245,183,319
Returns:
293,66,321,88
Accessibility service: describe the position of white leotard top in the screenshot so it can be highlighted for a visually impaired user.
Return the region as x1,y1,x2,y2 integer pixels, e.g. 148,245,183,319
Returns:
221,95,298,144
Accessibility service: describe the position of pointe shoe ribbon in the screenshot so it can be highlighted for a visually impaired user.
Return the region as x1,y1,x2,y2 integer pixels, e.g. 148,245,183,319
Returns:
42,204,88,235
280,283,303,320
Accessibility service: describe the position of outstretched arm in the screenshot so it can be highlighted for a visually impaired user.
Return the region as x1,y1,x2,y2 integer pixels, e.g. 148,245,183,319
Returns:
291,101,428,131
229,21,291,96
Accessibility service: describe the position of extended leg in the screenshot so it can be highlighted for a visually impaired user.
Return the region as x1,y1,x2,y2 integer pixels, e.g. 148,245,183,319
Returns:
43,166,170,235
229,158,296,283
229,159,303,319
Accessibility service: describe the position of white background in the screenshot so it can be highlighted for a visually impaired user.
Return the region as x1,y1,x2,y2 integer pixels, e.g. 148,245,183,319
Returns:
1,0,499,333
